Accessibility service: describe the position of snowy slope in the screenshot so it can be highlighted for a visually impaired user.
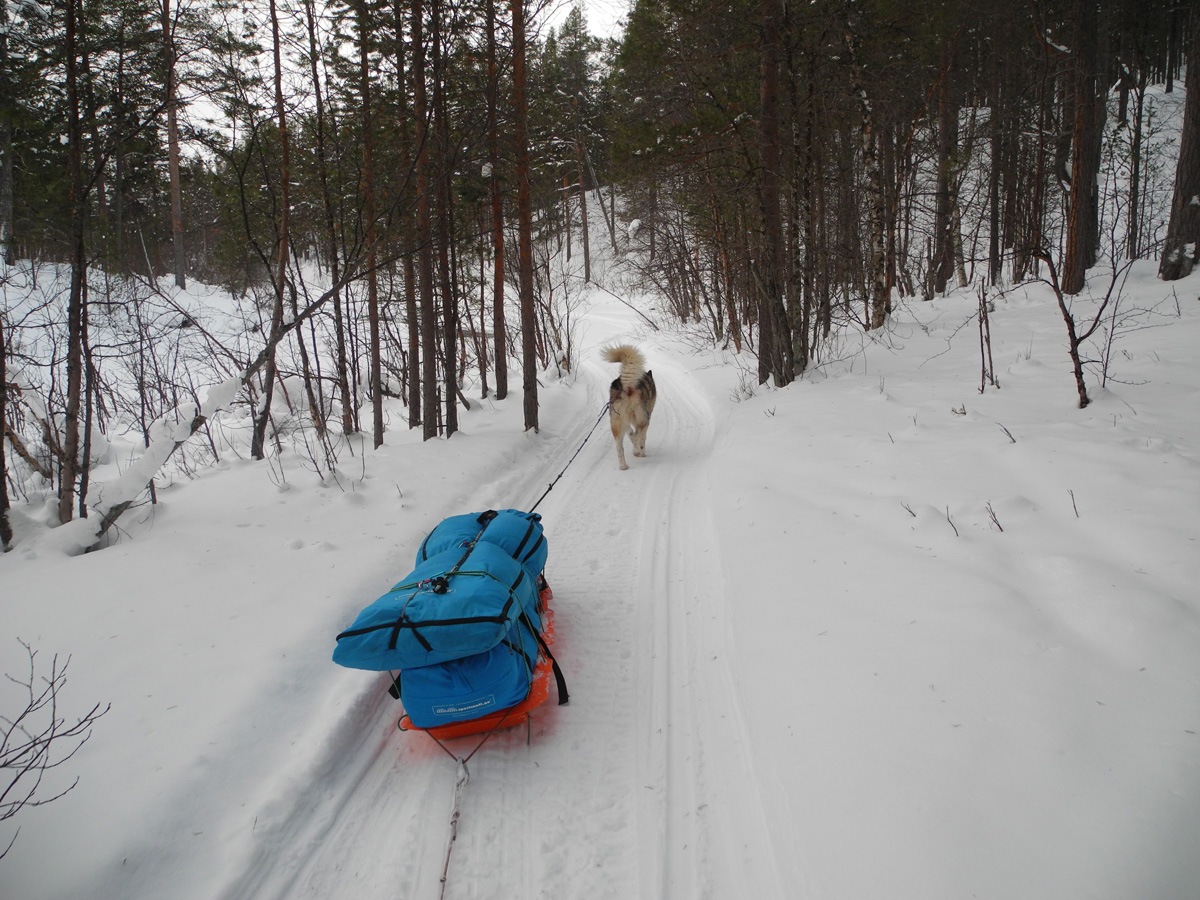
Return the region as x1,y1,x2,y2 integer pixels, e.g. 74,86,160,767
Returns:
3,250,1200,900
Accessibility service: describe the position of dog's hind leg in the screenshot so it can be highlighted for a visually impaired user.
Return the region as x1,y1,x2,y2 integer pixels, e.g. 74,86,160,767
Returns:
611,421,629,470
632,426,648,458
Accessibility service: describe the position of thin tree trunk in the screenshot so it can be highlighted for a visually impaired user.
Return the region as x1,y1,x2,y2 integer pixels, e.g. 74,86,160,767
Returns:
476,206,490,398
0,0,15,266
881,121,899,300
582,145,618,251
513,0,538,432
758,0,788,383
1127,68,1146,260
359,0,383,447
78,285,95,518
431,0,457,437
414,0,439,440
932,51,959,296
1025,48,1052,279
0,312,11,550
989,51,1003,285
845,25,888,328
1062,0,1101,294
251,0,292,459
577,141,591,283
392,0,421,428
160,0,185,288
59,0,86,524
486,0,507,400
304,0,355,435
563,174,572,260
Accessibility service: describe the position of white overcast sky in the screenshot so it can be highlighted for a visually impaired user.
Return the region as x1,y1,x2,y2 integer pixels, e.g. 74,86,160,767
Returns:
541,0,630,40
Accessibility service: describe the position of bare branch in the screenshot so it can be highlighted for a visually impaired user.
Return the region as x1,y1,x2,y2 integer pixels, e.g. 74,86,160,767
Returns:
1,640,109,860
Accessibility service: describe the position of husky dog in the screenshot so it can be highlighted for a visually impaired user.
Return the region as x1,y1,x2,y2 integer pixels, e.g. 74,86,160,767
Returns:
604,345,657,470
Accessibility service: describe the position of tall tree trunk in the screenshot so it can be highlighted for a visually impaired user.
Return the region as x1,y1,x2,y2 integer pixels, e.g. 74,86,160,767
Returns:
1021,46,1053,281
582,145,618,252
486,0,507,400
1167,5,1181,93
0,0,14,266
160,0,185,288
432,0,458,437
845,25,889,328
1160,3,1200,280
577,141,591,283
0,312,11,550
797,54,818,371
304,0,355,435
757,0,789,384
414,0,439,440
988,50,1003,285
1062,0,1101,294
404,254,420,427
251,0,292,459
359,0,384,447
1127,68,1146,261
78,286,96,518
476,204,490,399
513,0,538,432
59,0,86,524
932,51,959,297
392,0,421,429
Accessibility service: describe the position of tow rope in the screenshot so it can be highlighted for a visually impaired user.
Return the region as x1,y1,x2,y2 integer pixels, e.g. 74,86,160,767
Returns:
528,401,610,513
430,711,511,900
430,399,610,897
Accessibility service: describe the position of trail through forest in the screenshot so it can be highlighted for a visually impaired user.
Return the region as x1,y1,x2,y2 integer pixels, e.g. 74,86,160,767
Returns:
206,294,785,900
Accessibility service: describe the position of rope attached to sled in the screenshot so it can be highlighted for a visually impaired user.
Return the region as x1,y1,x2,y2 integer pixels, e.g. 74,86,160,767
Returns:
431,707,520,900
424,404,607,897
438,758,469,900
528,402,610,514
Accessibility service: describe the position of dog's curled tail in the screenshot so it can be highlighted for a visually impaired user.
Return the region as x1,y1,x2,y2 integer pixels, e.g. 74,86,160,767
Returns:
603,344,646,388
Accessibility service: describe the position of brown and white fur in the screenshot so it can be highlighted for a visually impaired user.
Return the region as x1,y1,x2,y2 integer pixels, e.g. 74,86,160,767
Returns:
604,345,657,470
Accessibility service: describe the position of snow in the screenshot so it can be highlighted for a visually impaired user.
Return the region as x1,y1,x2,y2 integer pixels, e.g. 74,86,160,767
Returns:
3,250,1199,899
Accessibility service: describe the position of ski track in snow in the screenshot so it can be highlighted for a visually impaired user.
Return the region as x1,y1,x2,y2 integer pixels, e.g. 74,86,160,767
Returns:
217,326,784,900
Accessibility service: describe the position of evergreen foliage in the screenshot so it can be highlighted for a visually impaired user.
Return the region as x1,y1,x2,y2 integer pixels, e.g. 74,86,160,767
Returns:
0,0,1193,531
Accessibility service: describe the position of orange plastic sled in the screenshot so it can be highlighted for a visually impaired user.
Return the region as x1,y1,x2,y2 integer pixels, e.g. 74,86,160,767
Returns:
397,581,560,740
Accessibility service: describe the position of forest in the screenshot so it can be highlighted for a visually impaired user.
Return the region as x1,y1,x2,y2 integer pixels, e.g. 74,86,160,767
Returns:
1,0,1198,551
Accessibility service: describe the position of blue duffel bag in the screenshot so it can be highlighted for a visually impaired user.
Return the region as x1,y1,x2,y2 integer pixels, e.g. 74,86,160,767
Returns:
391,610,541,728
417,509,547,580
332,541,539,671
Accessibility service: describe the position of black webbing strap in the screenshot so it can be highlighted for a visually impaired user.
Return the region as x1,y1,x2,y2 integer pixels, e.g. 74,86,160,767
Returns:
334,571,519,650
363,512,505,652
511,516,540,567
432,510,498,594
521,611,569,706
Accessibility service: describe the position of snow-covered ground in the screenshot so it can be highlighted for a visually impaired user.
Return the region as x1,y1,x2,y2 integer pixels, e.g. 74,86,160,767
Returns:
4,238,1200,899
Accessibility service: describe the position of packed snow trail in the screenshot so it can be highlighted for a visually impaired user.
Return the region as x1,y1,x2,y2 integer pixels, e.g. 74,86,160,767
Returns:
214,304,786,900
